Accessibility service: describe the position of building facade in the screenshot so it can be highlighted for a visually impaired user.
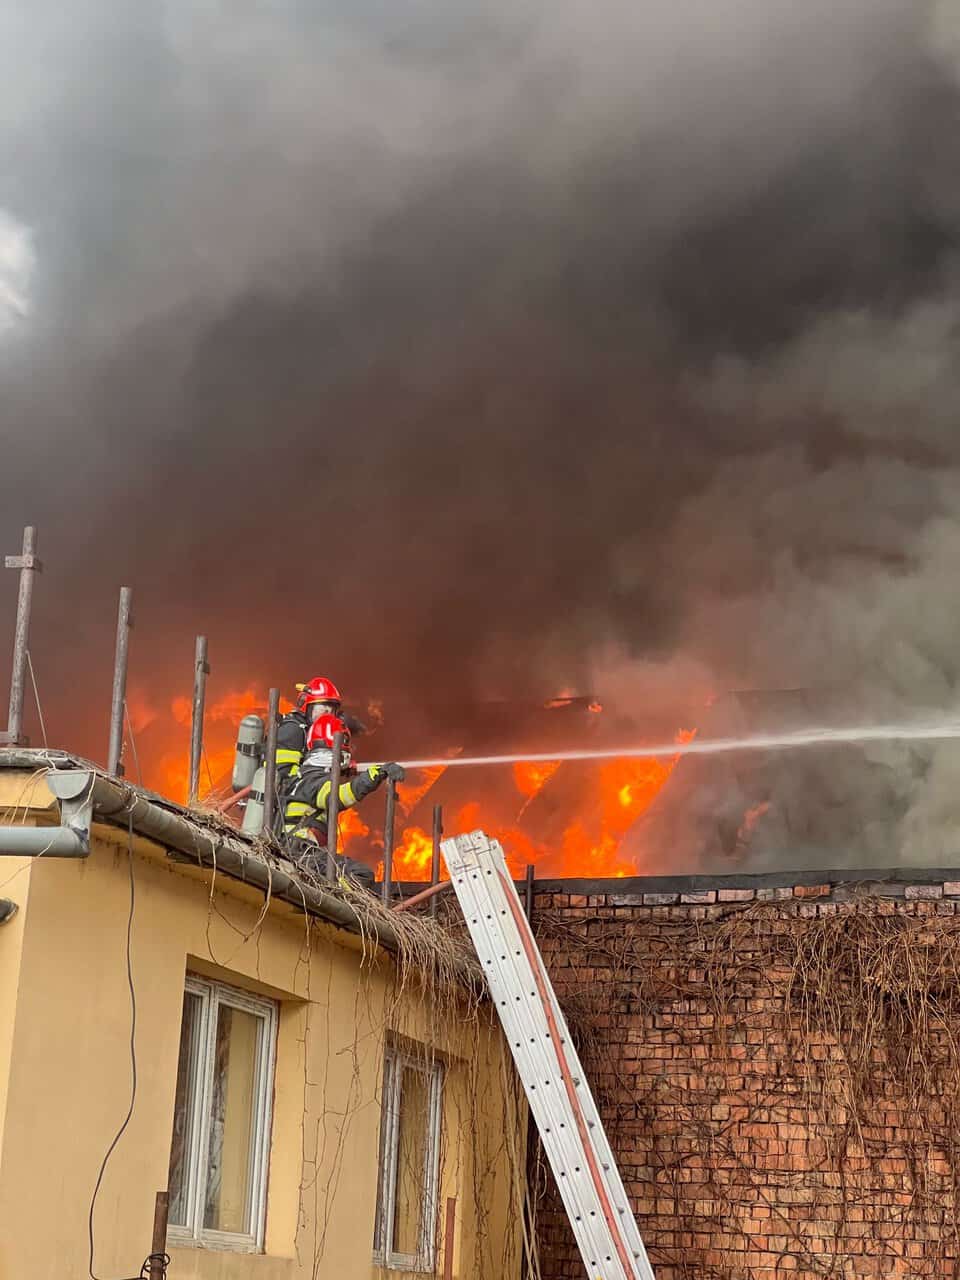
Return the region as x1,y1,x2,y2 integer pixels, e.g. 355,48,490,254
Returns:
0,759,525,1280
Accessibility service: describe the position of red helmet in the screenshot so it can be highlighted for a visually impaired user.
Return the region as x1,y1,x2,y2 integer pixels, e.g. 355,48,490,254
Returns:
297,676,343,712
306,714,351,753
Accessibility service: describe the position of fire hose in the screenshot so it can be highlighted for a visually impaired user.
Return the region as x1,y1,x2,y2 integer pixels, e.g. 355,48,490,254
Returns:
359,716,960,773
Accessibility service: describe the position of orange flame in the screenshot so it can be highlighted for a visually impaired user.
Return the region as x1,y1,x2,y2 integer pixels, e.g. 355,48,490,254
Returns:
512,760,561,798
145,685,294,803
397,766,446,817
388,729,696,881
132,677,695,884
390,825,434,880
737,800,770,846
339,806,370,844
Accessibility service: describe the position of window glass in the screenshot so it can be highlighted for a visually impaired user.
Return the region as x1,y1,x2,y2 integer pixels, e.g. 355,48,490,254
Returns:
374,1047,442,1270
372,1065,393,1253
393,1065,431,1257
166,979,276,1250
168,991,204,1228
203,1003,262,1234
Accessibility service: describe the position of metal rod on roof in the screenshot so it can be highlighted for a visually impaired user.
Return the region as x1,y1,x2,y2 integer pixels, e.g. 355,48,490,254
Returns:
430,803,443,919
525,863,535,918
381,777,397,904
326,730,345,881
392,879,453,914
262,687,280,838
2,526,42,747
150,1190,169,1275
187,636,209,806
107,587,133,776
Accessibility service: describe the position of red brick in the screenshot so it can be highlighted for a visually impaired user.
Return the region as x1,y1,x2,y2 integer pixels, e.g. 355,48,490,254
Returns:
531,889,953,1279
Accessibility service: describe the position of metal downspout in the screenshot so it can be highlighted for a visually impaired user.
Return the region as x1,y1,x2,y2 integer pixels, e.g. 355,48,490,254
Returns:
0,769,92,857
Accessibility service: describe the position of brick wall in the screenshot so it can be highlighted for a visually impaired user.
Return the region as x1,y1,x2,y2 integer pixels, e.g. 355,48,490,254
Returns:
529,877,960,1279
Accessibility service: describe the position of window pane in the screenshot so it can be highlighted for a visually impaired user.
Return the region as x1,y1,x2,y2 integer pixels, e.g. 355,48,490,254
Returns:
372,1059,394,1254
168,991,204,1228
392,1065,431,1258
203,1003,262,1234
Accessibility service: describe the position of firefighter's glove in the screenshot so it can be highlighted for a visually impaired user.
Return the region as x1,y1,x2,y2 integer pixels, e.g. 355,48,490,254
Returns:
383,762,406,783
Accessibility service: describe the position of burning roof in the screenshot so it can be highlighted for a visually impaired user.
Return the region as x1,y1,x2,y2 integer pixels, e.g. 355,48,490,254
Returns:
121,684,702,881
94,673,960,881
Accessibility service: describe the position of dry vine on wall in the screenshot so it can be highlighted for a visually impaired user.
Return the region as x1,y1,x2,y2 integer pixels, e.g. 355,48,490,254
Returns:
533,898,960,1279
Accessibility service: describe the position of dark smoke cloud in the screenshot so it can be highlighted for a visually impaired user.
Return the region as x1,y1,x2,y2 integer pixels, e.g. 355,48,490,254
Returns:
2,0,960,863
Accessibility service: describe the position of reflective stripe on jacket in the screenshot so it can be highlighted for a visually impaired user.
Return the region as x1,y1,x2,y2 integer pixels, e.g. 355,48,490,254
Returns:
283,764,386,835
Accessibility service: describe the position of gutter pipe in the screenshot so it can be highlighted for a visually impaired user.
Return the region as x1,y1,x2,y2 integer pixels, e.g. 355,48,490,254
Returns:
0,826,87,856
0,757,410,957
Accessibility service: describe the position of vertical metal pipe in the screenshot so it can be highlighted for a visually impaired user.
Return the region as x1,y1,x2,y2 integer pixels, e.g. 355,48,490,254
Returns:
3,526,41,746
442,1196,456,1280
326,731,345,881
107,587,133,776
525,863,535,919
381,777,397,905
430,803,443,919
151,1189,169,1272
262,687,280,839
187,636,209,806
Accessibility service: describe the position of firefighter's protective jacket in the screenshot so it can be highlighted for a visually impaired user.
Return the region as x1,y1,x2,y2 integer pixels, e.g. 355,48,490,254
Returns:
276,710,310,792
283,760,388,842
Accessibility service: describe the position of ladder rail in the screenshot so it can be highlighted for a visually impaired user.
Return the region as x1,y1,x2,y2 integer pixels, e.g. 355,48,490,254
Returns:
449,850,616,1271
444,831,656,1280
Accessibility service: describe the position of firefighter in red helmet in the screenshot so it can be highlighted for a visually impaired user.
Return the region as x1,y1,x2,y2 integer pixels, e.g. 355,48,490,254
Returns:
275,676,344,795
282,715,404,888
297,676,343,717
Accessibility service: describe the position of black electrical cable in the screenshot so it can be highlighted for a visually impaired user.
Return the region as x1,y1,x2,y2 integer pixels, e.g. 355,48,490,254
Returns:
124,699,144,788
87,813,139,1280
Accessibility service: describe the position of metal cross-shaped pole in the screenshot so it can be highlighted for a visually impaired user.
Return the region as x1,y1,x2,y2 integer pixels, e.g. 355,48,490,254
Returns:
1,526,42,747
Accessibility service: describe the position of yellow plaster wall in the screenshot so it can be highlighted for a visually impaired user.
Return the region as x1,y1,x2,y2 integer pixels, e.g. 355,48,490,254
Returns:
0,857,31,1166
0,772,523,1280
0,768,54,1167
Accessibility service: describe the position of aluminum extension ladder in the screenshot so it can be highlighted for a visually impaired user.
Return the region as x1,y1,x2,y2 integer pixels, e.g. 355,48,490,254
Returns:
442,830,656,1280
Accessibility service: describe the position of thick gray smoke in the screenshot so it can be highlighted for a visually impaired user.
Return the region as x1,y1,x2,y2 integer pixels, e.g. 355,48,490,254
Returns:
2,0,960,864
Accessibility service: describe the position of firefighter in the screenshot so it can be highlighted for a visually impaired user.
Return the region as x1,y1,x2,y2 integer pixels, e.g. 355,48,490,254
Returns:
275,676,344,796
283,713,404,888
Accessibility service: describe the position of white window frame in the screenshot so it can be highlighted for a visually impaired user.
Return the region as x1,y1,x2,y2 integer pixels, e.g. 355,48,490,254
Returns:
373,1046,444,1272
166,975,277,1253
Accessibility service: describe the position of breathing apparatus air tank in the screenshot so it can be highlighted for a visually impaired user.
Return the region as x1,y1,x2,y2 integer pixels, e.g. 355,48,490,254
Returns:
232,714,265,791
241,766,266,835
